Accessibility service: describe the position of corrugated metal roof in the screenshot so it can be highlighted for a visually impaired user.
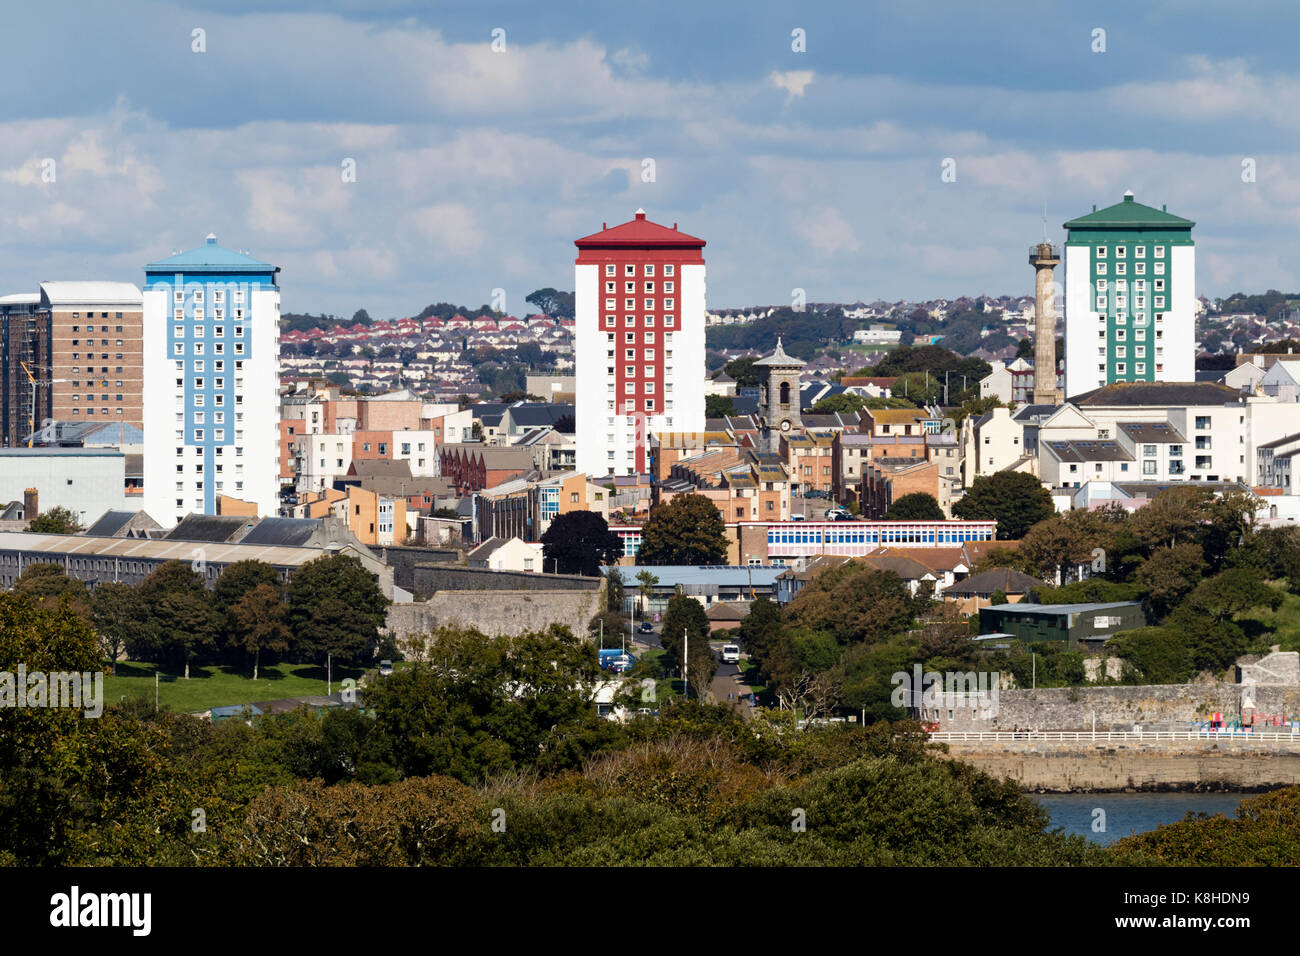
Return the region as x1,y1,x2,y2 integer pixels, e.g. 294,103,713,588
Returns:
38,281,142,307
0,531,357,568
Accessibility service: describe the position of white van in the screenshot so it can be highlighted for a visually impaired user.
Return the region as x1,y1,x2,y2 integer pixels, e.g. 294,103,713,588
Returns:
721,644,741,664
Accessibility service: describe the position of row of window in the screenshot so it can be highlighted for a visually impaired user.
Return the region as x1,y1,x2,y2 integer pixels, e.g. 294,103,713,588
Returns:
605,315,675,328
605,298,677,311
606,263,675,277
173,289,243,304
605,280,675,294
172,342,244,355
178,360,239,373
71,324,124,331
69,312,126,320
172,324,244,337
175,446,242,457
1096,261,1164,276
1095,245,1166,258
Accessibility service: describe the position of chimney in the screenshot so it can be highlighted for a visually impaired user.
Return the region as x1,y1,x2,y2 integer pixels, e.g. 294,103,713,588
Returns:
23,487,37,521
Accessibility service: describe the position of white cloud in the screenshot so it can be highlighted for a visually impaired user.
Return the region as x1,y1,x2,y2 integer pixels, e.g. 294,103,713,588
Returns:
770,70,814,101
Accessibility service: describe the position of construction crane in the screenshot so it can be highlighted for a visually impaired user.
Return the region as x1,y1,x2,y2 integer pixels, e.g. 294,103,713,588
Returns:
19,362,67,447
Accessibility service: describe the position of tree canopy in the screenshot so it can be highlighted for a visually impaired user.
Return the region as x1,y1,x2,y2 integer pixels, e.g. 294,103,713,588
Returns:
540,510,622,576
637,493,728,566
952,472,1054,540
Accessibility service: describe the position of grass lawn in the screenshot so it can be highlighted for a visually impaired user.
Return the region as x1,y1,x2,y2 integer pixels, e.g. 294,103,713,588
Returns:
1239,583,1300,653
104,660,366,714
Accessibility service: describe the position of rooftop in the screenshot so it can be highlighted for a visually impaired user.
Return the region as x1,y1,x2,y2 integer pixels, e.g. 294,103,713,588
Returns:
575,211,706,250
38,281,142,307
144,235,277,274
1063,192,1195,230
1068,381,1242,407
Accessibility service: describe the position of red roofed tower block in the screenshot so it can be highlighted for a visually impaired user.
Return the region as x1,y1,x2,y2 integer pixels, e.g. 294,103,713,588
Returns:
574,210,707,477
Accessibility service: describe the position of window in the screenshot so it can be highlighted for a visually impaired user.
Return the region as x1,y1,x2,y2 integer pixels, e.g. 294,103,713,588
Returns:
1096,262,1107,275
605,264,615,276
1143,460,1157,475
1115,262,1126,275
664,264,674,276
1096,246,1107,258
1155,246,1164,258
1196,416,1211,430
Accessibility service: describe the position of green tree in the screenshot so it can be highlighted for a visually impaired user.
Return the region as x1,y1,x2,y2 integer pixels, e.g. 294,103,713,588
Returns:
635,570,659,618
705,394,738,417
229,582,292,680
1135,543,1207,619
723,357,760,388
737,596,783,664
26,506,84,535
365,625,599,783
637,494,728,566
91,581,143,663
1107,627,1193,684
131,561,222,678
660,594,716,697
605,567,626,613
524,288,575,318
784,563,919,646
952,472,1054,540
287,554,391,666
540,510,622,576
12,563,91,621
885,492,944,521
214,560,284,613
810,393,868,415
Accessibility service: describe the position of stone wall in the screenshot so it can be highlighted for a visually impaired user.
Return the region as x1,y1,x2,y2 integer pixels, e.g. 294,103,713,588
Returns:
377,546,460,591
385,586,602,641
941,743,1300,792
411,563,601,597
942,682,1300,732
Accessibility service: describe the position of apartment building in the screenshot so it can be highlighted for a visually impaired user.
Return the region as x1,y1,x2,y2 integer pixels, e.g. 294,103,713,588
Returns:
1063,192,1195,395
574,210,707,477
142,236,280,526
1035,382,1282,487
0,292,46,447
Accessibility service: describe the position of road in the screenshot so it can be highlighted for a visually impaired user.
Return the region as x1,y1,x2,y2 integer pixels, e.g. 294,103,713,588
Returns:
708,640,755,717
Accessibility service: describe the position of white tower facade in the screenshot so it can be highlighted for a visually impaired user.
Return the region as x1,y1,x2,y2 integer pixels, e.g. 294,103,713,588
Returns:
142,236,281,527
1063,192,1195,397
574,211,706,477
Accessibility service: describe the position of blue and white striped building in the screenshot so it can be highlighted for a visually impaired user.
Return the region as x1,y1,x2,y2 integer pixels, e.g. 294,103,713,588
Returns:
141,235,281,526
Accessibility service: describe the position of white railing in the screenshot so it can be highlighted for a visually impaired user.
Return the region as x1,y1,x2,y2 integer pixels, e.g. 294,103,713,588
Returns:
929,730,1300,744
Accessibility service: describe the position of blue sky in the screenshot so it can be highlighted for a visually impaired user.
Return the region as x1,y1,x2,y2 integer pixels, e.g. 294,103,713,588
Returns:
3,0,1299,316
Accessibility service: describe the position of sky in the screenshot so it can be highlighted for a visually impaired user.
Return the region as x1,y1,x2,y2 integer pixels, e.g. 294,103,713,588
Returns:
3,0,1300,317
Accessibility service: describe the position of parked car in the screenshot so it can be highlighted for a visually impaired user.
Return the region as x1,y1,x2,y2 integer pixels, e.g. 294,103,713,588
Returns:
721,644,741,664
638,622,654,633
790,513,807,522
378,660,394,677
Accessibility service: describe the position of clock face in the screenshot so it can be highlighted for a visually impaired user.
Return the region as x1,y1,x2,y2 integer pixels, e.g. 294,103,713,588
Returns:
780,419,791,431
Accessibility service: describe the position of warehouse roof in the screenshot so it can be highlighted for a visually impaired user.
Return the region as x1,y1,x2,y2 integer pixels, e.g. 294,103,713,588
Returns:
0,530,371,570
